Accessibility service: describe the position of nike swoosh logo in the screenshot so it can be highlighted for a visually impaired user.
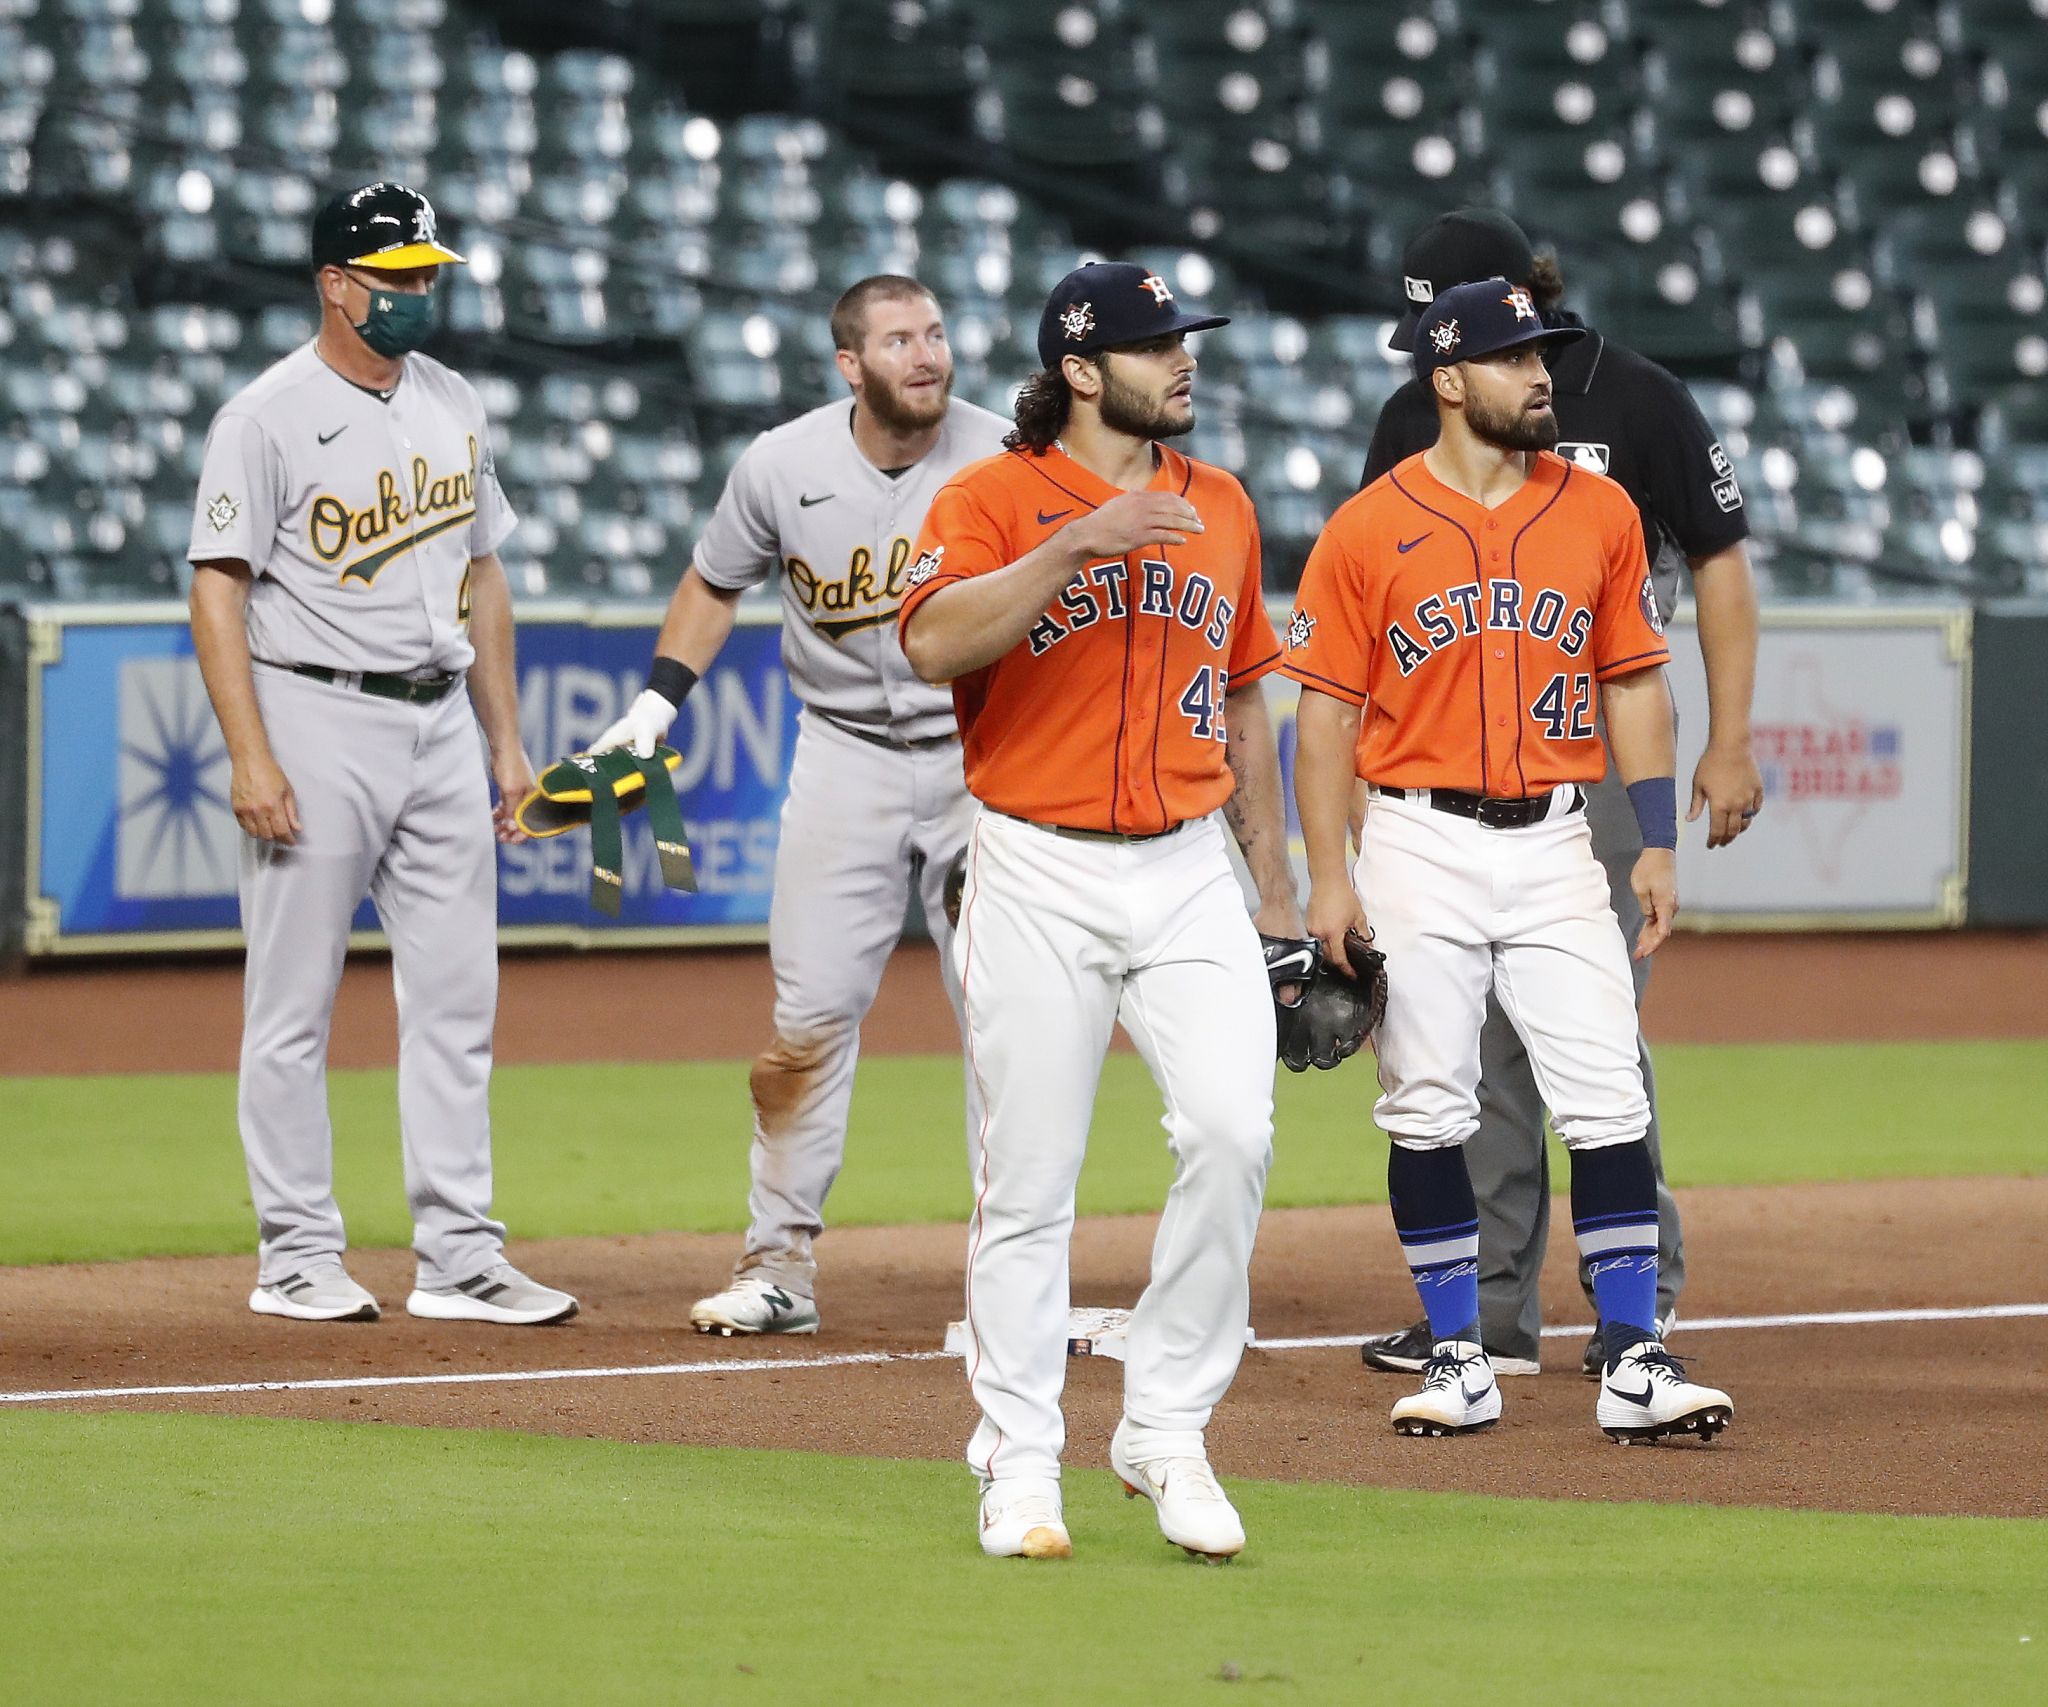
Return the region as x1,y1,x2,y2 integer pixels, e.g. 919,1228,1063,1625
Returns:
799,493,833,507
1397,533,1430,553
1461,1382,1491,1406
317,426,348,445
1611,1380,1655,1406
1037,508,1072,525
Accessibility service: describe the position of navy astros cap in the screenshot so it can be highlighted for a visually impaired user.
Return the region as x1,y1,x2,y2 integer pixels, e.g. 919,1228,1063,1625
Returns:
1411,276,1585,382
1389,208,1536,353
1036,261,1230,371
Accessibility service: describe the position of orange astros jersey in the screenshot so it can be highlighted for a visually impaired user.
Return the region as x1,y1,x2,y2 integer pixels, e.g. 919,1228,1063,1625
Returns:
1280,450,1669,794
898,443,1281,835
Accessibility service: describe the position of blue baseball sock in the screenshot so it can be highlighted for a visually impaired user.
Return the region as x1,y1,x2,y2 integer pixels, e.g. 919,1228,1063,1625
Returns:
1387,1141,1480,1344
1570,1139,1660,1342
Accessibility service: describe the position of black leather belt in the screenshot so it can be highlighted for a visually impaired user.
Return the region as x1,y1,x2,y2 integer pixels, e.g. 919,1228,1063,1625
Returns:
1376,784,1585,829
264,660,461,705
994,810,1183,845
819,711,958,752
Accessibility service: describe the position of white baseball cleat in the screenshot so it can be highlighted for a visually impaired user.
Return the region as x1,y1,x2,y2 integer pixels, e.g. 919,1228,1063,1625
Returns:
406,1263,579,1325
1390,1339,1504,1437
1596,1339,1734,1444
978,1480,1073,1560
248,1261,379,1322
1109,1420,1246,1561
689,1275,821,1337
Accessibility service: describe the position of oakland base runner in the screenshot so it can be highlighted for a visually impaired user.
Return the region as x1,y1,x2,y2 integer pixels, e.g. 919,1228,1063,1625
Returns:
899,262,1303,1561
588,277,1007,1336
1284,278,1733,1445
188,182,576,1326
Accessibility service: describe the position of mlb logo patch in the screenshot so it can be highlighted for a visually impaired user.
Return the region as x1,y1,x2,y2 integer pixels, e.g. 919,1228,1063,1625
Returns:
1556,442,1611,474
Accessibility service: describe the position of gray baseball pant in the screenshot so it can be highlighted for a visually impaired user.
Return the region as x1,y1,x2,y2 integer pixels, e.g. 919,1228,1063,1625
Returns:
735,709,980,1296
238,666,507,1290
1466,763,1684,1362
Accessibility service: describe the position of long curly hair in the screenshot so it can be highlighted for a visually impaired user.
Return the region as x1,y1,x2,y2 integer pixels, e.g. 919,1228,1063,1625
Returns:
1003,366,1073,453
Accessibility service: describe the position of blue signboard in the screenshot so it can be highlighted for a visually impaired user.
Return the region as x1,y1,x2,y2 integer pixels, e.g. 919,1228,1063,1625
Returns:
25,606,796,953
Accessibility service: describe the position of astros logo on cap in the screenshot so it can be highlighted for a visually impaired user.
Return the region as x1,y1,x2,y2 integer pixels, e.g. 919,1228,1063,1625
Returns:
1504,286,1536,322
1140,272,1175,305
1429,319,1462,355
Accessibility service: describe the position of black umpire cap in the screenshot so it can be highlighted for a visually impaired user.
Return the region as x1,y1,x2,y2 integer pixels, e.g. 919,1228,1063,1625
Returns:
1411,277,1585,382
310,181,465,272
1036,261,1229,370
1389,208,1536,353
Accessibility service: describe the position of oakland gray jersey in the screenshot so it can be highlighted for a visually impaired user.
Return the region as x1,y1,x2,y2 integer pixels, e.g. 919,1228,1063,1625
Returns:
189,343,516,676
693,396,1009,742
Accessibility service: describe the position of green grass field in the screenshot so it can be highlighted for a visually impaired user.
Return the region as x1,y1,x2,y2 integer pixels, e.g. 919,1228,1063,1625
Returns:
4,1412,2041,1706
5,1039,2045,1703
4,1041,2043,1265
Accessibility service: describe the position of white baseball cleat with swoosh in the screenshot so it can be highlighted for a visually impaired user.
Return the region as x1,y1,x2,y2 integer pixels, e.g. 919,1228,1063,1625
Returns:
1596,1339,1733,1444
978,1480,1072,1560
689,1274,821,1337
1391,1338,1503,1436
1110,1420,1246,1561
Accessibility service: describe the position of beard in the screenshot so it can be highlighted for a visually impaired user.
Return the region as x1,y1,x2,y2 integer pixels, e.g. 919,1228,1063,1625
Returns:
1098,362,1194,441
1464,388,1559,452
860,363,952,433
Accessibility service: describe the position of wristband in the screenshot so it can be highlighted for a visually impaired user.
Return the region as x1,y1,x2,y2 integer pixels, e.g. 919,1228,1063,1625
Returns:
1626,776,1678,850
646,655,698,707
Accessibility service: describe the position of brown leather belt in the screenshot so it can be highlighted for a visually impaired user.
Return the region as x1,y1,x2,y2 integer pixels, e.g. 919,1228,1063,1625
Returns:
993,811,1184,845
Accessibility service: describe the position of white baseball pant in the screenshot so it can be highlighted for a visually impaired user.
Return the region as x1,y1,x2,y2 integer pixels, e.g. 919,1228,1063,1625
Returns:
1359,788,1649,1152
955,809,1275,1486
735,709,980,1294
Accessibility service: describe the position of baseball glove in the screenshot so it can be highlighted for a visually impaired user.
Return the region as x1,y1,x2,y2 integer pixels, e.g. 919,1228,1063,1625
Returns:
1261,928,1388,1073
941,850,968,930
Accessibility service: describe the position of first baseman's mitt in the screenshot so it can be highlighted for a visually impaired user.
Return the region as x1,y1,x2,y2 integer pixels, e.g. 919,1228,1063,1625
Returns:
1260,928,1388,1073
515,746,696,916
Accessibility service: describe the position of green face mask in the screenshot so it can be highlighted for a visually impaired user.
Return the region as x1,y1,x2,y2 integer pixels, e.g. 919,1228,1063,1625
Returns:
350,278,438,356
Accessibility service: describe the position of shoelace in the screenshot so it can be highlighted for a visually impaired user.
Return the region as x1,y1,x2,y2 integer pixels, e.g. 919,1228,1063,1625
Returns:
1628,1346,1692,1385
1149,1458,1230,1505
990,1494,1061,1530
1421,1347,1485,1391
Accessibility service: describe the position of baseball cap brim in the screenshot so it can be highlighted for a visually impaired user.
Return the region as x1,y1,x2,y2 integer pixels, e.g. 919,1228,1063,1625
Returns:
1096,309,1231,349
1415,319,1586,378
342,239,466,269
1388,306,1427,354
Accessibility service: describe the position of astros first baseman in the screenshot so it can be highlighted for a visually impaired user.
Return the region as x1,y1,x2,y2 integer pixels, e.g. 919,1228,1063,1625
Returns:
1285,278,1732,1444
590,276,1007,1336
899,262,1302,1562
187,181,576,1325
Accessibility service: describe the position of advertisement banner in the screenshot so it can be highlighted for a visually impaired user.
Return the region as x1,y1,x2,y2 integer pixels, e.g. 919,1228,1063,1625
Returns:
24,605,796,954
1662,607,1969,924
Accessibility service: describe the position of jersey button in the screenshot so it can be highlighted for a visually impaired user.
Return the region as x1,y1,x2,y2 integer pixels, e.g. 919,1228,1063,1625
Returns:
1486,519,1498,531
1496,715,1509,727
1493,648,1505,659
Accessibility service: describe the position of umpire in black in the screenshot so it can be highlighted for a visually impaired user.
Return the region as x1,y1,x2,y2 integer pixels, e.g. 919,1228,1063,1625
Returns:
1355,208,1765,1380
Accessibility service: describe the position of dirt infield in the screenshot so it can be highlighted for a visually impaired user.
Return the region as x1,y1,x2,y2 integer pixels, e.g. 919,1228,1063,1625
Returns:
6,933,2043,1522
5,1177,2044,1520
6,928,2048,1076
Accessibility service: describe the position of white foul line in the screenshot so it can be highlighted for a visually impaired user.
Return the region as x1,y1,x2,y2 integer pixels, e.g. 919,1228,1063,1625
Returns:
1,1302,2042,1407
1249,1302,2048,1351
